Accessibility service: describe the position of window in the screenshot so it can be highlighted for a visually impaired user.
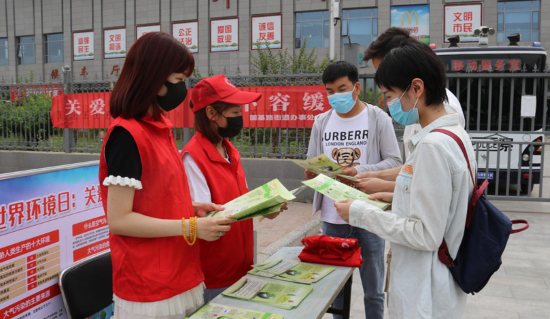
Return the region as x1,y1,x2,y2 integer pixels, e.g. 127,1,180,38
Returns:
295,11,329,48
342,8,378,46
0,38,7,66
17,36,35,65
45,33,64,63
497,1,540,42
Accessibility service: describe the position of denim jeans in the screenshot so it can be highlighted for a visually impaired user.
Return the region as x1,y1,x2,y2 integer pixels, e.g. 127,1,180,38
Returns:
323,222,385,319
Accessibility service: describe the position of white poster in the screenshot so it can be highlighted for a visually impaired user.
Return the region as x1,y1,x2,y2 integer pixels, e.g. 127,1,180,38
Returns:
521,95,537,118
0,163,109,319
104,28,126,59
137,24,161,40
73,31,94,61
173,22,199,53
444,3,483,43
211,18,239,52
251,15,282,50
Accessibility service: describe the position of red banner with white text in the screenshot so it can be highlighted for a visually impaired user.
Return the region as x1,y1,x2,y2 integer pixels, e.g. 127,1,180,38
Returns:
51,85,329,129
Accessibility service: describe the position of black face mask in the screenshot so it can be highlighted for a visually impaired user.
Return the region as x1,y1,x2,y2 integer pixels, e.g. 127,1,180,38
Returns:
157,81,187,112
217,113,243,138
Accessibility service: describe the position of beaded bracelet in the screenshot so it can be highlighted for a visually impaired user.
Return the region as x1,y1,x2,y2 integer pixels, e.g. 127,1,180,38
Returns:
182,217,197,246
190,217,197,245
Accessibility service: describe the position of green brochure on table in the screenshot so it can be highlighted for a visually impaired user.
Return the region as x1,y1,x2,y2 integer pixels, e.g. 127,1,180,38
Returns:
302,174,390,210
222,277,313,310
249,258,336,284
186,303,284,319
207,179,295,221
290,154,358,182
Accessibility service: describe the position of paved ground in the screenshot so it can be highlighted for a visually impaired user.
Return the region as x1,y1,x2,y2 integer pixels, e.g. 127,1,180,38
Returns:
255,202,550,319
253,201,315,253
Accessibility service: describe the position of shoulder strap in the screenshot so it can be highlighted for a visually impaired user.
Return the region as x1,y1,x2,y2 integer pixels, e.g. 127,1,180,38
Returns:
431,129,477,189
432,129,477,268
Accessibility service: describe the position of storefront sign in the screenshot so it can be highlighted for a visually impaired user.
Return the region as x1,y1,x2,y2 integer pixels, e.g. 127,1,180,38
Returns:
104,28,126,59
211,18,239,52
251,15,282,50
73,31,94,61
173,22,199,53
137,24,161,39
390,5,430,44
444,3,483,43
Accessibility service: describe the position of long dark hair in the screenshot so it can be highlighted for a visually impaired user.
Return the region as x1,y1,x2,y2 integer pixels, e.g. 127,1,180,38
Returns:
110,32,194,120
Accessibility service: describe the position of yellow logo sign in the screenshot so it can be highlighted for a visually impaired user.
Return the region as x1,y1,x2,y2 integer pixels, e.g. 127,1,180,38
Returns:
401,10,419,26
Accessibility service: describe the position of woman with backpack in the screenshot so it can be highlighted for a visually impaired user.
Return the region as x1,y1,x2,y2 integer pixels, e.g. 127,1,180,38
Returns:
334,41,476,318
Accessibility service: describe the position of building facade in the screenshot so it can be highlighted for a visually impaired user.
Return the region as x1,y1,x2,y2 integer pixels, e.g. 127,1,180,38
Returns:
0,0,548,83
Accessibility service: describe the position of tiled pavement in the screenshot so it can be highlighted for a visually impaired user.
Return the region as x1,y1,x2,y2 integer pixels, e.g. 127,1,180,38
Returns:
253,201,316,254
255,202,550,319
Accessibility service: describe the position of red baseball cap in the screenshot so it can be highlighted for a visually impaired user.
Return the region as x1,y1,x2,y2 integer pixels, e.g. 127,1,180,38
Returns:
190,74,262,113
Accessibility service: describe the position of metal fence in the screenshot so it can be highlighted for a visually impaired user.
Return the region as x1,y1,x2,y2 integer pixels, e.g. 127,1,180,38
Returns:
446,73,550,201
1,72,550,201
0,73,384,156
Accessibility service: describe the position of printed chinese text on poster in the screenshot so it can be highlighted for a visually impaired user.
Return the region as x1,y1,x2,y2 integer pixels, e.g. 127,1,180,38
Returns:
444,3,483,43
137,24,161,40
390,5,430,44
104,28,126,59
0,164,109,319
173,22,199,53
50,86,329,129
73,31,94,61
251,15,282,50
211,18,239,52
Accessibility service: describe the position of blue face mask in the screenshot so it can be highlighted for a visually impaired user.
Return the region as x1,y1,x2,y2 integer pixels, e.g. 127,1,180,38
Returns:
388,86,419,126
328,90,357,114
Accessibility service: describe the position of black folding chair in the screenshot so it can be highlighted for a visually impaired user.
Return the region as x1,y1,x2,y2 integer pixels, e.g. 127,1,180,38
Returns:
59,250,113,319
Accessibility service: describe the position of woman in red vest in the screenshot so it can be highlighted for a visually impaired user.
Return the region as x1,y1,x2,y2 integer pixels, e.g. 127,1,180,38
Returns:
99,33,235,319
182,75,285,302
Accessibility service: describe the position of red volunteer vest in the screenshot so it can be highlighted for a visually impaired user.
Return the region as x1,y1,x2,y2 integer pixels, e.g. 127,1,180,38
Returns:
99,115,203,302
182,132,253,289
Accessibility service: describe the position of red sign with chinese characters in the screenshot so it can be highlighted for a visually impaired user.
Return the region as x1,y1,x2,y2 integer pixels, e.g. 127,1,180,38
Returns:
51,86,330,128
450,59,522,72
10,85,64,102
0,231,59,264
0,285,60,319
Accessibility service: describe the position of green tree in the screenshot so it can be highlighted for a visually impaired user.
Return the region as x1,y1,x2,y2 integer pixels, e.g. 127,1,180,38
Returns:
250,39,336,75
1,93,61,146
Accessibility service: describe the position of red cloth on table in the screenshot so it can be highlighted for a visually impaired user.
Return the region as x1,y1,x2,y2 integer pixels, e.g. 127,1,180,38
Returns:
298,235,364,267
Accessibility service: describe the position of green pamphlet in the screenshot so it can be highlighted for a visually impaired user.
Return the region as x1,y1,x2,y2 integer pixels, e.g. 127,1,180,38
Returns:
222,277,313,310
186,303,284,319
207,179,295,221
249,258,336,284
290,154,358,182
302,174,390,210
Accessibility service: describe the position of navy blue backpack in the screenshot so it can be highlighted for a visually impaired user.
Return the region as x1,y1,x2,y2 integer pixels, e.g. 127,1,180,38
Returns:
433,129,529,294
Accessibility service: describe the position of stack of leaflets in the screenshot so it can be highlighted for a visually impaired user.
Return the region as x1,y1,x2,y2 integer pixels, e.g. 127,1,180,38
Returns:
249,258,336,284
222,277,313,310
291,154,358,182
302,174,390,210
186,303,284,319
207,179,295,221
